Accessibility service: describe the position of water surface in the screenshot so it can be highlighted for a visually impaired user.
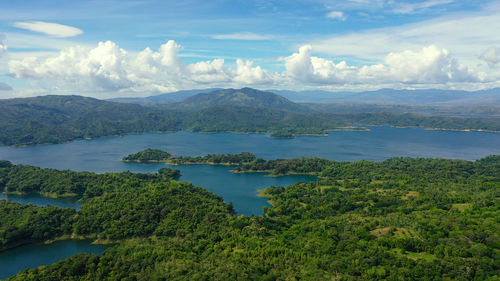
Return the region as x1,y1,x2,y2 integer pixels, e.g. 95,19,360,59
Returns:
0,127,499,215
0,240,107,279
0,193,81,209
0,127,499,279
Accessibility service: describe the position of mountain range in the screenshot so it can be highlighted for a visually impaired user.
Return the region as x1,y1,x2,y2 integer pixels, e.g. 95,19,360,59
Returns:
109,87,500,106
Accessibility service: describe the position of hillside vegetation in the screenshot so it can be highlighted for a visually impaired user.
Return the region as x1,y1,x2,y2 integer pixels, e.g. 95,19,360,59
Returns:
0,155,498,280
1,89,500,146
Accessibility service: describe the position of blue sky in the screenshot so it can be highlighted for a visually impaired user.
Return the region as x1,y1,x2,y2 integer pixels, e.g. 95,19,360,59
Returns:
0,0,500,98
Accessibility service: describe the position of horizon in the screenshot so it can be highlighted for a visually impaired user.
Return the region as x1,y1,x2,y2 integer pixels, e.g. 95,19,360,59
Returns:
0,0,499,99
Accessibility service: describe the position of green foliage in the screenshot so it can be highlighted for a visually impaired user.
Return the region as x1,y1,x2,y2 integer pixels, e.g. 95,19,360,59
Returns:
168,152,256,165
2,94,499,146
4,155,500,280
0,95,185,146
122,149,172,161
0,164,180,197
175,87,307,112
73,182,233,239
0,201,76,250
270,130,295,138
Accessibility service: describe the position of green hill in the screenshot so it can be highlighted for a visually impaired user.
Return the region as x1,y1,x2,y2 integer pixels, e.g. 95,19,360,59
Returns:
1,92,499,146
0,95,185,146
176,87,307,111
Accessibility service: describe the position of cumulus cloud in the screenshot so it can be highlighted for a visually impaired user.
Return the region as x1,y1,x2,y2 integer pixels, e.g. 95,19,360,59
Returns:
326,11,346,21
311,7,500,68
285,45,355,84
480,47,500,67
233,59,271,84
8,40,273,93
372,45,477,84
12,21,83,38
6,39,493,95
284,44,479,85
9,41,131,90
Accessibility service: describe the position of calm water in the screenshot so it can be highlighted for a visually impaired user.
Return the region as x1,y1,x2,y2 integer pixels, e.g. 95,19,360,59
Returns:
0,127,498,213
0,127,499,279
0,193,81,209
0,240,108,279
0,127,499,214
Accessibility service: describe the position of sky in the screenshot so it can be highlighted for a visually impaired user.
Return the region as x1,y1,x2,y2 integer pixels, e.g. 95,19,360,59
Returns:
1,0,500,98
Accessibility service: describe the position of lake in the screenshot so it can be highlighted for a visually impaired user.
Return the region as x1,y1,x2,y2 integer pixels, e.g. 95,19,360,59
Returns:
0,193,82,209
1,127,499,215
0,240,108,279
0,127,499,279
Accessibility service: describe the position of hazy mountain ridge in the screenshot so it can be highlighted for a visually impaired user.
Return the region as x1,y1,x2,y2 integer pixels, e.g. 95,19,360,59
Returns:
109,87,500,106
271,88,500,105
2,89,500,146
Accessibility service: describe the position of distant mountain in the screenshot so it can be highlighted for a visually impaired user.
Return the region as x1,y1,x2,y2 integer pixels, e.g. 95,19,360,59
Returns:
173,88,307,111
108,88,221,105
2,94,499,146
110,87,500,106
270,88,500,105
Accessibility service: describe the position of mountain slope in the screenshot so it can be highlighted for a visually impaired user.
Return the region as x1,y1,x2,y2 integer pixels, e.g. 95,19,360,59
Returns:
0,95,185,146
172,88,308,111
108,88,221,105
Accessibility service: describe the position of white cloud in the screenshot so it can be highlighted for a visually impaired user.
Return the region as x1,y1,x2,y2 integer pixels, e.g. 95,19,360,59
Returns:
233,59,272,84
8,40,273,94
9,41,131,90
366,45,478,83
392,0,455,14
310,7,500,68
284,44,479,85
326,11,346,21
212,32,273,40
12,21,83,38
5,39,496,97
285,45,353,84
480,47,500,67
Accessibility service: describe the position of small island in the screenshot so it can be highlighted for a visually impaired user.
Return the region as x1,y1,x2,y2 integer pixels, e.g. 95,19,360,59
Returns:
123,149,328,176
122,149,172,162
123,149,258,166
270,130,295,139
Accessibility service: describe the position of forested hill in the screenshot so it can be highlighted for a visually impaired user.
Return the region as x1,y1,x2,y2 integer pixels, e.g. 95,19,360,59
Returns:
173,87,307,111
0,95,185,146
2,156,499,279
1,93,500,146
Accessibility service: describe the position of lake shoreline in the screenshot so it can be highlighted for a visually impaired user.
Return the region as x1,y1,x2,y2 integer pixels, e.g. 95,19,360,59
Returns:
6,123,499,148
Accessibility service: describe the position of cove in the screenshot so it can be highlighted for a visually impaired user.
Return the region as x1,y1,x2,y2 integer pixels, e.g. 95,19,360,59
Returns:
0,239,108,279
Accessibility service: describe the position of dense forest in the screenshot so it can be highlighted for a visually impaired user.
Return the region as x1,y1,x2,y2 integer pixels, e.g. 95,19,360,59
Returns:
0,161,180,198
122,149,173,162
1,92,500,146
0,155,498,280
123,149,257,165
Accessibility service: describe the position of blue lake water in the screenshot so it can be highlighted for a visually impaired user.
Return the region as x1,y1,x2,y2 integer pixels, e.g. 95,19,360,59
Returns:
0,240,108,279
1,127,499,215
0,127,499,279
0,193,82,209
